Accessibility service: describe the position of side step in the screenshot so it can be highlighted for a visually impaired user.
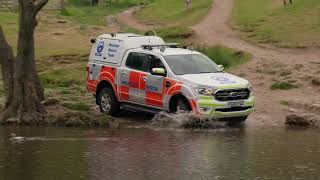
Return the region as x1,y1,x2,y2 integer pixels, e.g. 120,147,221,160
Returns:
121,103,162,114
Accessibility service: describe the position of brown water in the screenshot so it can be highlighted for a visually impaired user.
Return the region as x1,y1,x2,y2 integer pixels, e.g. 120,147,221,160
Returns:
0,125,319,180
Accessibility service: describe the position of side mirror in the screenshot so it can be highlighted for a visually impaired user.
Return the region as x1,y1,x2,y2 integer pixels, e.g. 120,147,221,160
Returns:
218,65,224,71
90,38,96,44
151,68,166,76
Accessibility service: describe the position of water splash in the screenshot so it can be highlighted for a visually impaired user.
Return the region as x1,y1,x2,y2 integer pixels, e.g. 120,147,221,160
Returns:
149,111,229,129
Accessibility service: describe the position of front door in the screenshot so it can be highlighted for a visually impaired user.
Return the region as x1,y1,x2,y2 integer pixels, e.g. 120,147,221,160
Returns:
143,54,166,108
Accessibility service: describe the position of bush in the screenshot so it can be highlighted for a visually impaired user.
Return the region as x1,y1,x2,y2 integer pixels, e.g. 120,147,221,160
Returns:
156,26,194,39
271,82,298,90
280,100,289,106
196,45,251,68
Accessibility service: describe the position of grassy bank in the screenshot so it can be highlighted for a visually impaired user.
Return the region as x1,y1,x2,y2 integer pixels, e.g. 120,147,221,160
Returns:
59,0,141,26
231,0,320,48
135,0,212,27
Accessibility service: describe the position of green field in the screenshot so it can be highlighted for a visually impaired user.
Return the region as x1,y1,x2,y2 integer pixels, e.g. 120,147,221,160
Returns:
231,0,320,48
135,0,212,27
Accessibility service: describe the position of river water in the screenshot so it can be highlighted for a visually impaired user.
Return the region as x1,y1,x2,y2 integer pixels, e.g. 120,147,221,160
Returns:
0,119,319,180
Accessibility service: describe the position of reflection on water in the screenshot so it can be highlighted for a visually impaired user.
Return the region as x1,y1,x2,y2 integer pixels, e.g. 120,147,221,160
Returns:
0,125,319,180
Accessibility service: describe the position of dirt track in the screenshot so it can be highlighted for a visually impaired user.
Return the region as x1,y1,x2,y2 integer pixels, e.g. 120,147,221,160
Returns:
116,0,320,127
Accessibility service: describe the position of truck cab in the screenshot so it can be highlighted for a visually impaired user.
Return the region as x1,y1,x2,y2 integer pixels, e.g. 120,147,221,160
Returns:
87,33,255,121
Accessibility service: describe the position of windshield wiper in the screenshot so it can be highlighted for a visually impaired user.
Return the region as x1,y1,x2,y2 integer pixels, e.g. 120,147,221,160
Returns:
199,71,213,74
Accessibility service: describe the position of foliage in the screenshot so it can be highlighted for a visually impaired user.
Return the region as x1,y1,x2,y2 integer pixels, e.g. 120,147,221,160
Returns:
280,100,289,106
271,81,298,90
196,45,252,68
156,26,194,40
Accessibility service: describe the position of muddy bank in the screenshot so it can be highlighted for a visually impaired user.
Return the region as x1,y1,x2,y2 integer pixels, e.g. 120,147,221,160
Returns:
285,101,320,128
1,99,112,128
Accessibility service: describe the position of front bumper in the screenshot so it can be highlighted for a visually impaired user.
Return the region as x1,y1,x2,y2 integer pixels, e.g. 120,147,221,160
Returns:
196,95,255,118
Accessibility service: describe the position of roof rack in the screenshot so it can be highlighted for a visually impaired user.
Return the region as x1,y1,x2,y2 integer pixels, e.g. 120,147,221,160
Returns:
141,43,180,50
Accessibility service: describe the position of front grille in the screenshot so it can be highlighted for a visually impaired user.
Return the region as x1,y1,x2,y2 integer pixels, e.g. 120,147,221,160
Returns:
214,88,250,101
215,106,252,112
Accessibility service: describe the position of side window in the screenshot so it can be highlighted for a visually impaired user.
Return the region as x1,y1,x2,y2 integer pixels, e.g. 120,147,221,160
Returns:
148,55,166,73
125,52,149,72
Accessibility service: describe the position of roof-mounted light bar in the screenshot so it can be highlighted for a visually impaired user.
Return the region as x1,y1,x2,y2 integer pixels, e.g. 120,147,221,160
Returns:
141,43,180,51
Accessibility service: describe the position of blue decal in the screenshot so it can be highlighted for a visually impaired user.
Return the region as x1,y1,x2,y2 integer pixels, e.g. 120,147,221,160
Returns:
211,76,236,84
97,41,104,52
95,41,104,57
146,85,159,92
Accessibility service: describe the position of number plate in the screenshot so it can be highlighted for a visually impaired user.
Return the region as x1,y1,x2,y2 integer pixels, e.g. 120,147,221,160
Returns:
227,101,244,108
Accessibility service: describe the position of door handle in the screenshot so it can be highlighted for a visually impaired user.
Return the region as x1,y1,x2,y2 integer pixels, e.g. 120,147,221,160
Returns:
142,77,148,81
121,72,128,76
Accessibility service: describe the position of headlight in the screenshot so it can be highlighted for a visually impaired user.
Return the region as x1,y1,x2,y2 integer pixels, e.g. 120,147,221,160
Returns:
195,88,216,96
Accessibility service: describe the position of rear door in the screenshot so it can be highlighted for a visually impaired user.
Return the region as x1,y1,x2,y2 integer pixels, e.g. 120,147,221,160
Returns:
118,52,149,104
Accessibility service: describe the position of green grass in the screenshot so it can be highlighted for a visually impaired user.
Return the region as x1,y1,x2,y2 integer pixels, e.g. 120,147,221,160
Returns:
196,45,252,69
62,102,90,111
59,0,140,26
231,0,320,48
40,64,86,88
271,81,298,90
0,12,18,44
135,0,212,27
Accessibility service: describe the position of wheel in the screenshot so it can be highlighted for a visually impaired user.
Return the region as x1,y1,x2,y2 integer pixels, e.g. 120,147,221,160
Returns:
174,98,192,113
98,87,120,116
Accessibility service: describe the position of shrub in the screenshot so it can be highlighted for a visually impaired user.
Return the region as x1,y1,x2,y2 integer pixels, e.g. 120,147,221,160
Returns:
195,45,251,68
280,100,289,106
156,26,194,39
271,82,298,90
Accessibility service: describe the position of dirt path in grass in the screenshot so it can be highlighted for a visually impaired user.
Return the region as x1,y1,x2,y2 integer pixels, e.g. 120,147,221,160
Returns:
191,0,320,127
116,6,155,31
116,1,320,127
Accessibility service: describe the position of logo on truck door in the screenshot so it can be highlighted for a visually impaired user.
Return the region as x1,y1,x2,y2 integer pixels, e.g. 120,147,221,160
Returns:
95,41,104,56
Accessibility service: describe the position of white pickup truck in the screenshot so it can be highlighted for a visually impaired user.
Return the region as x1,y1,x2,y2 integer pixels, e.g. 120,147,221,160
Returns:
87,33,255,121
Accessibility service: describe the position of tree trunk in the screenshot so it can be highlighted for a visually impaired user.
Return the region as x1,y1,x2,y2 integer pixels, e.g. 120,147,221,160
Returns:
0,0,48,123
60,0,65,9
0,27,14,108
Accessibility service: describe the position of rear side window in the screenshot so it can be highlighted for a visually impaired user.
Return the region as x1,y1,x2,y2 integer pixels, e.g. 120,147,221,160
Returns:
126,52,149,72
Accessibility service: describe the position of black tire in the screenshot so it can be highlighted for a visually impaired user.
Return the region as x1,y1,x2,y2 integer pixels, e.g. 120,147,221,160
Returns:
173,98,192,113
98,87,120,116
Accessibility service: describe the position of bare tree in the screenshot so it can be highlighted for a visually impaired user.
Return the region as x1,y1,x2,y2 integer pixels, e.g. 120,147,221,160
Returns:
0,0,48,123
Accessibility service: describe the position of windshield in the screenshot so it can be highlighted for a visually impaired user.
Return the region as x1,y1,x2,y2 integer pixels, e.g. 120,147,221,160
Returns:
164,54,222,75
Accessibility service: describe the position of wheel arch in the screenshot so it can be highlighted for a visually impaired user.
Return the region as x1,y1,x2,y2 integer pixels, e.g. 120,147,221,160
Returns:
168,93,193,112
95,80,117,105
